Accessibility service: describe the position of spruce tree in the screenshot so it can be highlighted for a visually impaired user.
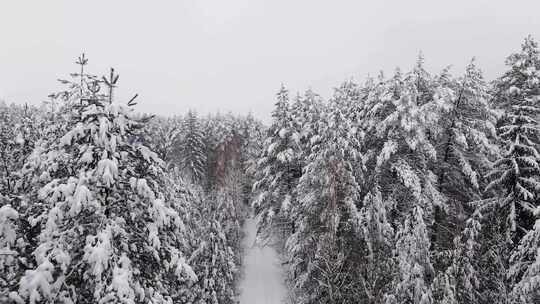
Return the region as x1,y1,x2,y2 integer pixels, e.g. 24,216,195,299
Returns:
11,59,195,304
370,63,443,304
432,213,482,304
386,206,433,304
180,110,207,184
0,104,18,195
291,89,324,157
187,192,238,304
286,97,363,304
145,116,181,165
428,60,499,263
486,36,540,242
509,219,540,303
252,85,300,242
494,37,540,304
436,59,497,203
357,187,395,304
0,201,19,301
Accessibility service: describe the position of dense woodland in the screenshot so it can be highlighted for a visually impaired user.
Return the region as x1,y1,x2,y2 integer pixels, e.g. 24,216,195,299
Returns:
1,36,540,304
252,36,540,304
0,56,264,304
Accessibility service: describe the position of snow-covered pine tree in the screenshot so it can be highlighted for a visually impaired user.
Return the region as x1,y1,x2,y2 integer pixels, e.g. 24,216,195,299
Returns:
291,89,324,157
436,59,497,204
0,104,18,195
239,113,265,205
201,114,219,190
486,36,540,244
386,206,433,304
490,37,540,304
368,62,444,304
432,211,483,304
218,168,246,248
201,113,244,190
11,59,195,304
357,186,395,304
0,199,20,301
0,103,43,195
0,102,57,302
360,73,393,170
331,78,371,188
215,113,243,188
286,96,364,304
185,188,239,304
180,110,207,184
161,119,247,304
144,116,181,165
509,217,540,303
428,60,499,265
252,85,300,242
408,53,435,106
475,210,511,304
331,79,364,124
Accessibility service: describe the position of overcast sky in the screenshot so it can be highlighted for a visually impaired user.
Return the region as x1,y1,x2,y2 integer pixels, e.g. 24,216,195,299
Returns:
1,1,539,122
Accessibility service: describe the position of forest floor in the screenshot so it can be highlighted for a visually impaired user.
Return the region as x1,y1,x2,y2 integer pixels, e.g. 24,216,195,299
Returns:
238,216,288,304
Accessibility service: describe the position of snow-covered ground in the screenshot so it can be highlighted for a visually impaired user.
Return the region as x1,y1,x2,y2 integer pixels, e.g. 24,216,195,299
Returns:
238,217,288,304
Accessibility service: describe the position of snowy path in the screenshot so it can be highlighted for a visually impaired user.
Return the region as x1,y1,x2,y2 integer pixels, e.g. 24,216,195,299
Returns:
238,217,288,304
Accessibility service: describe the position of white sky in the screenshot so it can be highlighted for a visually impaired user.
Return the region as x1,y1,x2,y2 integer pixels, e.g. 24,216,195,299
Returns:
1,0,539,122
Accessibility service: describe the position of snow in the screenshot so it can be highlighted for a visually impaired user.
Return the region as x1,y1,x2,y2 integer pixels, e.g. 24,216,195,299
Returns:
170,248,198,282
97,158,118,186
0,205,19,247
84,227,113,279
18,260,54,304
238,217,288,304
108,254,136,304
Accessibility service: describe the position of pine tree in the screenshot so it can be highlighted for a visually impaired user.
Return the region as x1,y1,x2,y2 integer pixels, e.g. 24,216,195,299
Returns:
386,206,433,304
286,97,363,304
0,201,19,301
291,89,324,157
369,61,443,304
145,116,181,165
202,114,220,190
0,102,55,302
11,59,195,304
0,104,18,195
187,194,238,304
180,110,207,184
476,210,510,304
436,59,497,203
502,40,540,301
331,79,364,125
239,113,265,205
408,53,435,106
252,85,300,242
509,218,540,303
357,187,395,304
201,113,243,190
176,177,243,304
428,60,499,263
432,213,482,304
0,103,43,196
486,36,540,243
